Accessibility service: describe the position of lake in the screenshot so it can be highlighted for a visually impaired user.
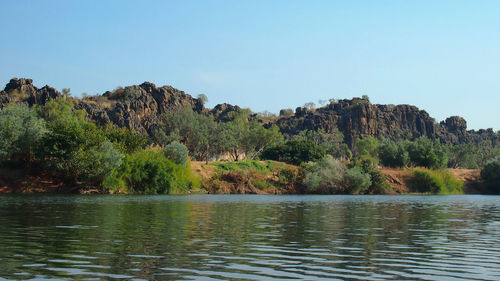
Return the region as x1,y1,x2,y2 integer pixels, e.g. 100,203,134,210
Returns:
0,195,499,280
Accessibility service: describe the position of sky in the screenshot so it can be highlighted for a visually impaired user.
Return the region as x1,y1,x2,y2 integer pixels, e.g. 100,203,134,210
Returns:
1,0,499,130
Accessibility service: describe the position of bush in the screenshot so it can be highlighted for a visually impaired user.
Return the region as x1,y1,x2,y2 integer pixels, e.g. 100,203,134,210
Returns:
407,137,448,169
412,169,463,194
303,156,345,194
481,156,500,193
261,139,325,165
103,124,147,153
354,136,379,160
104,149,195,194
0,104,46,164
165,141,189,167
343,167,372,194
378,140,409,167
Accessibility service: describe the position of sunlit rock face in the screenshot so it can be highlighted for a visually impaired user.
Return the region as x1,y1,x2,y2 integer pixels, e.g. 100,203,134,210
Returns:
1,78,497,147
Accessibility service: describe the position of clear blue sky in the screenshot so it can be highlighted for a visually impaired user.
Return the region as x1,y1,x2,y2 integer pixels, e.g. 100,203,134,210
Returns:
1,0,499,130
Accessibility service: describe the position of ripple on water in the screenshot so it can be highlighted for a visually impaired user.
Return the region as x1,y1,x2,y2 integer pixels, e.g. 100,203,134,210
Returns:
0,195,499,280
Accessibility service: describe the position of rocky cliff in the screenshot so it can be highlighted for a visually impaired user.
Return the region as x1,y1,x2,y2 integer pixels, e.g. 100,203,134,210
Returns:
1,78,497,147
274,98,498,146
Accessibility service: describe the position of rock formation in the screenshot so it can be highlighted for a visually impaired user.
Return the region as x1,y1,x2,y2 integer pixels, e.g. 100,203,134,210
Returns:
1,78,498,147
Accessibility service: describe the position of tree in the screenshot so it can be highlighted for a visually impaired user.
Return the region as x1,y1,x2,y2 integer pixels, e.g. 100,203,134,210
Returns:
354,136,380,160
197,94,208,105
163,106,218,161
261,139,325,165
165,141,189,167
0,104,46,163
103,123,147,153
293,129,351,159
407,137,447,169
481,155,500,193
303,156,346,194
378,140,410,167
40,100,108,182
343,167,372,194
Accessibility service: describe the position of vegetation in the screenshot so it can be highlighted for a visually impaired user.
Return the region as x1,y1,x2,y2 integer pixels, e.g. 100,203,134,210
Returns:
303,156,390,194
104,149,198,194
481,156,500,193
0,89,498,195
261,139,325,165
412,169,464,194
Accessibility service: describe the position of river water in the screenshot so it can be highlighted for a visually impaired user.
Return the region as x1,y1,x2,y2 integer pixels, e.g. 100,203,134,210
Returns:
0,195,499,280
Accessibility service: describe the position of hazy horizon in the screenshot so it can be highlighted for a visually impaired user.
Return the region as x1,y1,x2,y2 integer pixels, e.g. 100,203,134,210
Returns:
2,0,499,130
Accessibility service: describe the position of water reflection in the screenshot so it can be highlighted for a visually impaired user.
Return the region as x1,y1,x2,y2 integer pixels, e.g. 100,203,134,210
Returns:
0,195,499,280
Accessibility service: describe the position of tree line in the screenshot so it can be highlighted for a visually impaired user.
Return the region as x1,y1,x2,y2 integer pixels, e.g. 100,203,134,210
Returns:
0,98,499,194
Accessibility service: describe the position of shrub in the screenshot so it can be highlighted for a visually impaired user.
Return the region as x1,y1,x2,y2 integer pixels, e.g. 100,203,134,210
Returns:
343,167,372,194
407,137,448,169
0,104,46,163
261,139,325,165
481,156,500,193
165,141,189,167
378,140,409,167
412,169,463,194
105,149,195,194
103,124,147,153
354,136,379,160
303,156,345,194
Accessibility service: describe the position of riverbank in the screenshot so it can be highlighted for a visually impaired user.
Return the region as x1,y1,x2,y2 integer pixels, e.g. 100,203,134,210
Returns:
0,162,484,195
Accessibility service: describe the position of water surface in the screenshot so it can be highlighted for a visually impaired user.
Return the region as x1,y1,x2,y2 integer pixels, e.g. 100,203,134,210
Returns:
0,195,499,280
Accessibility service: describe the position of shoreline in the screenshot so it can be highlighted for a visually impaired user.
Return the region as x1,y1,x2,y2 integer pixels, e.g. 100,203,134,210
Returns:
0,163,483,195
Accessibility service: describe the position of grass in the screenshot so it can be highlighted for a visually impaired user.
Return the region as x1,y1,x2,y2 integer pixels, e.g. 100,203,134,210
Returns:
412,168,464,194
206,160,300,193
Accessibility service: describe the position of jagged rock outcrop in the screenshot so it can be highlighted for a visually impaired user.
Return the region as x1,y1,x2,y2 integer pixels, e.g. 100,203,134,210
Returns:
1,78,497,147
274,98,498,146
209,103,242,122
0,78,62,109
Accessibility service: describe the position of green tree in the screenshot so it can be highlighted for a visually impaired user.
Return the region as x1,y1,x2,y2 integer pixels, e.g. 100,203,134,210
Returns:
0,104,46,163
303,156,346,194
261,139,325,165
481,155,500,193
103,123,147,153
407,137,447,169
104,149,193,194
343,166,372,194
165,141,189,167
293,129,351,159
354,136,380,160
378,140,410,167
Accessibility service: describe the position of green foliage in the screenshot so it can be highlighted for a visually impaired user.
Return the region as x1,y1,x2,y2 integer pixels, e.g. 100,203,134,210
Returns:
354,136,379,160
0,104,46,163
197,94,208,105
105,149,194,194
293,129,351,159
407,137,448,169
344,166,372,194
219,110,283,161
211,160,278,174
103,124,147,153
412,169,463,194
481,156,500,193
261,139,325,165
165,141,189,167
303,156,345,194
38,99,126,184
87,140,124,182
378,140,410,167
163,106,217,161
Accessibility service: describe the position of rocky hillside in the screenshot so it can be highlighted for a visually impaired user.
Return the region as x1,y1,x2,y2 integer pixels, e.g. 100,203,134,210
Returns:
1,78,497,147
274,97,498,146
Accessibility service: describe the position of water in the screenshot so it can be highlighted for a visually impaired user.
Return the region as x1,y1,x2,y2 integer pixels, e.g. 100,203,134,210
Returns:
0,195,499,280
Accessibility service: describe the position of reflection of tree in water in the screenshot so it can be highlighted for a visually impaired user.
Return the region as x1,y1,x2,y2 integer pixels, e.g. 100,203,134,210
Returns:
0,196,499,279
